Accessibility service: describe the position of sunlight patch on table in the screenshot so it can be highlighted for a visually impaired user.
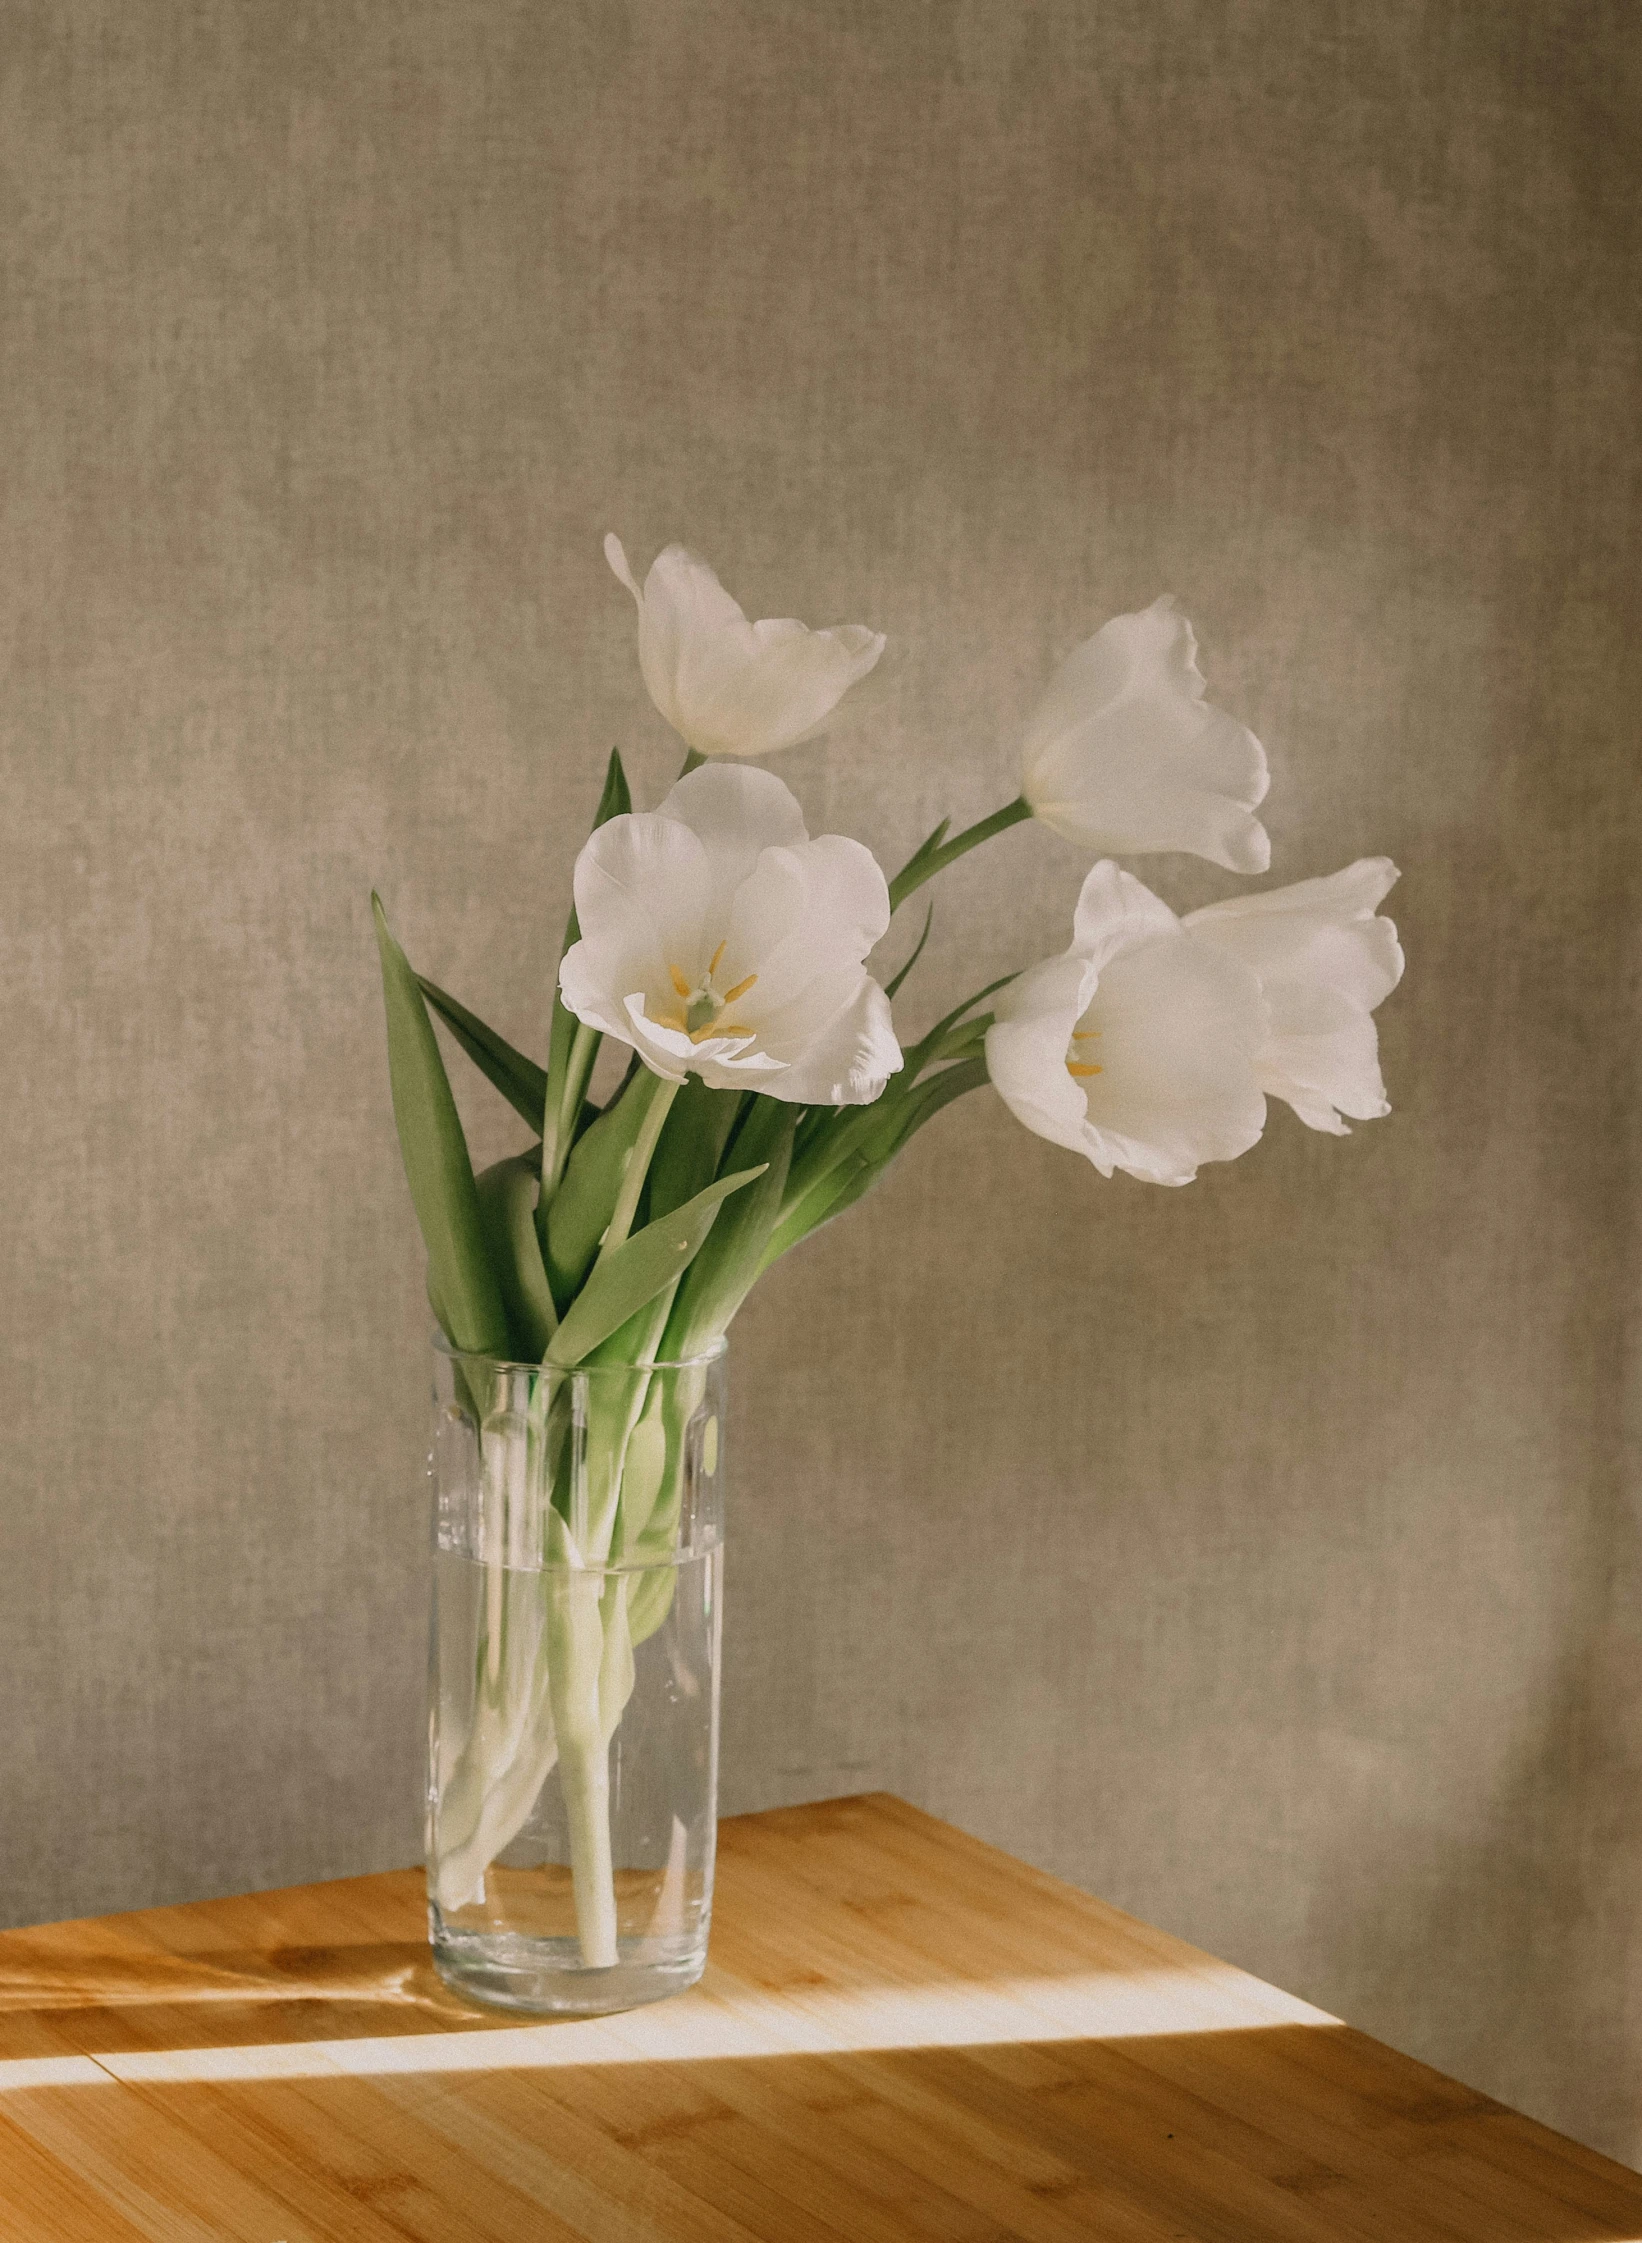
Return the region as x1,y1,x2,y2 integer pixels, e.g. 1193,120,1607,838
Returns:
0,1961,1338,2090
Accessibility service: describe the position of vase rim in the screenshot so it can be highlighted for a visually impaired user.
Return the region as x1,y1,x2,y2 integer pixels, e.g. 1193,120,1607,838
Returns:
431,1328,728,1374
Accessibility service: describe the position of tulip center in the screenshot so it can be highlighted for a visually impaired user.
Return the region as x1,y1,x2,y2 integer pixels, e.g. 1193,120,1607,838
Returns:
657,939,759,1044
1066,1026,1102,1080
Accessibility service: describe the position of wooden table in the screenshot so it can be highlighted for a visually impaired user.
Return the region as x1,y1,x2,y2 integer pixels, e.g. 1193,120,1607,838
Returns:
1,1795,1637,2241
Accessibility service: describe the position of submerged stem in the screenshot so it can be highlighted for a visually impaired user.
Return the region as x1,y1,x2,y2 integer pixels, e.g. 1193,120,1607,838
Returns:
561,1742,617,1967
546,1566,622,1967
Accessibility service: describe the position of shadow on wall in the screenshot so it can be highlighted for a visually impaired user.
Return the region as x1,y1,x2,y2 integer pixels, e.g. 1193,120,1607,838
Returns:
1307,1596,1641,2160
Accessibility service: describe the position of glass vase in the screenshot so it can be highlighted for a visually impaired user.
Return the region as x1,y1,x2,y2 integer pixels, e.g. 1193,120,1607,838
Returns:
424,1336,725,2015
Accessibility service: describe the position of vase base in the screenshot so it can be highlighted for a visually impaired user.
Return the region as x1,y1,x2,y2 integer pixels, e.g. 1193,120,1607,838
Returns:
431,1924,708,2017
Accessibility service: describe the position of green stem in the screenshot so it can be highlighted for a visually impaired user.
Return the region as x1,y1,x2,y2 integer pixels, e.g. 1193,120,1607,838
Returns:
761,1057,992,1270
901,979,1015,1077
544,1021,600,1197
599,1074,681,1260
888,796,1032,913
541,751,633,1206
780,969,1008,1221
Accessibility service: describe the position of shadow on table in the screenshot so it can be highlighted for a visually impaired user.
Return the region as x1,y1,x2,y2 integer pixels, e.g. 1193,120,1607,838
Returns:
0,1933,485,2052
2,1788,1638,2241
1,2023,1638,2243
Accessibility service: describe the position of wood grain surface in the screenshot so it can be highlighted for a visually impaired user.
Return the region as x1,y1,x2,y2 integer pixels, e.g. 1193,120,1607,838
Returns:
0,1794,1635,2241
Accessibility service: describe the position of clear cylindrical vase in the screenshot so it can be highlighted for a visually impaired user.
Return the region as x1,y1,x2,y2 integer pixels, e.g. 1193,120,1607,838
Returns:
425,1336,725,2015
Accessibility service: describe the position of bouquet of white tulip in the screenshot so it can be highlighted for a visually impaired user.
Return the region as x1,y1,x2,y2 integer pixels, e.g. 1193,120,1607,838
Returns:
377,535,1403,1977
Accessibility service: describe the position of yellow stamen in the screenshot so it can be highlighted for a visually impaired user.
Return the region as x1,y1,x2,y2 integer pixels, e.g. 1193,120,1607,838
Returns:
720,972,758,1005
1067,1061,1103,1077
686,1021,753,1042
1071,1028,1102,1040
708,939,728,977
654,1011,687,1033
668,964,692,1000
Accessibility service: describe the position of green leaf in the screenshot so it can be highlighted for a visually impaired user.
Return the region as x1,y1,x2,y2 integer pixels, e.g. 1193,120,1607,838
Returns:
647,1079,746,1219
868,1056,990,1174
372,897,510,1357
593,745,634,828
419,978,548,1132
665,1097,797,1352
884,903,934,1001
780,1094,884,1214
762,1059,989,1267
546,1165,766,1367
544,1066,665,1304
588,1273,684,1370
542,750,633,1184
474,1150,558,1358
763,1148,876,1263
779,971,1008,1221
903,972,1017,1078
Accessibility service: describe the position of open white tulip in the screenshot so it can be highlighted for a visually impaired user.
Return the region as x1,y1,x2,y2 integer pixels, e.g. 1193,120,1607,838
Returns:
605,534,886,761
1185,859,1404,1134
1020,597,1271,874
559,762,902,1105
986,860,1269,1185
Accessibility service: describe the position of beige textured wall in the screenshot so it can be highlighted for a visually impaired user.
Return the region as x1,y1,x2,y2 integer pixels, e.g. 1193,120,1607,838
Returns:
4,0,1638,2163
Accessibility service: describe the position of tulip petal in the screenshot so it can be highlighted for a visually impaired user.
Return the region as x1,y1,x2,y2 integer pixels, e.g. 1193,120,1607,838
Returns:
558,760,901,1107
1185,858,1403,1131
766,976,902,1106
985,952,1098,1158
606,534,884,760
988,861,1268,1186
618,994,785,1087
658,762,810,928
691,617,885,758
638,545,761,745
603,532,644,605
562,809,714,1036
725,834,892,1015
1021,598,1270,873
1075,931,1269,1184
1071,854,1180,973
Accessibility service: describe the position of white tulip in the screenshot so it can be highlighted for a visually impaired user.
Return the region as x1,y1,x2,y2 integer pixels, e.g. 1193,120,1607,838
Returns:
1185,859,1404,1134
605,534,885,761
1019,597,1271,873
559,762,902,1106
986,860,1269,1186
